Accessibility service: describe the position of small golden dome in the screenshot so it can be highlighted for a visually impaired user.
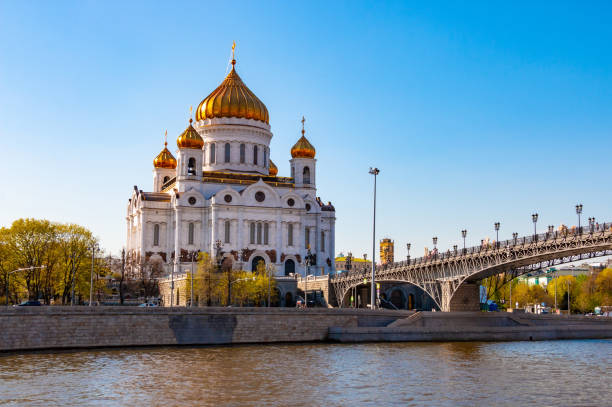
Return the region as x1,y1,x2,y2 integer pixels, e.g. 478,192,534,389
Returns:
153,142,177,169
176,119,204,149
195,59,269,124
268,159,278,176
291,117,315,158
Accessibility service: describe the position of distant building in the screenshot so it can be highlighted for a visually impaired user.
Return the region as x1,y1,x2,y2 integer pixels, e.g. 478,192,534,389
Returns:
335,253,371,273
519,262,603,287
380,238,394,265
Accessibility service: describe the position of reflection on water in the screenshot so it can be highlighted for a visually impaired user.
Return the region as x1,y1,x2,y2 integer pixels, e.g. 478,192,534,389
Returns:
1,340,611,406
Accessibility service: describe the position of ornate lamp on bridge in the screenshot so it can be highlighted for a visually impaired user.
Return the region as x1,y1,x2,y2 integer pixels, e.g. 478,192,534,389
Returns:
589,217,595,234
345,252,353,272
453,245,457,255
494,222,500,249
461,230,467,254
576,203,583,235
406,243,411,262
512,232,518,245
532,213,539,241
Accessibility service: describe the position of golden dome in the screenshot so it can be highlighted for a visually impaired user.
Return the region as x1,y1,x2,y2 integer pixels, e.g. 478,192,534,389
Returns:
153,142,177,169
195,59,269,124
291,117,315,158
176,119,204,149
268,159,278,176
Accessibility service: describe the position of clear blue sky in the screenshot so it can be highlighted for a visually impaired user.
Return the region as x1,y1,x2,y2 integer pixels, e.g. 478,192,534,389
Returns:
1,1,611,261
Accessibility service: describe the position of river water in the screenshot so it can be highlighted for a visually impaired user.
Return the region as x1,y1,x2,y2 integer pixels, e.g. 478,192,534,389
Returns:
1,340,610,406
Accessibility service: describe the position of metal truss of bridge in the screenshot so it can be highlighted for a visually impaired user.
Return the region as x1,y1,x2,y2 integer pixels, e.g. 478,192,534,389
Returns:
330,224,612,312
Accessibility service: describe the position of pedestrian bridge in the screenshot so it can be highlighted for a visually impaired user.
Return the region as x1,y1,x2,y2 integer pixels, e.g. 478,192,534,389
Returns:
330,224,612,311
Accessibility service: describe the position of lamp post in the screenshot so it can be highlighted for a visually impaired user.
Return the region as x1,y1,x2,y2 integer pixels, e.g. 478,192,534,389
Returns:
368,167,379,310
453,245,457,255
304,245,314,308
494,222,500,249
190,252,197,307
214,240,224,306
89,243,99,307
6,266,45,307
406,243,411,262
567,279,571,318
169,261,174,307
512,232,518,245
548,225,554,240
432,237,438,251
461,230,467,254
588,217,595,234
532,213,539,241
346,252,353,272
576,204,583,235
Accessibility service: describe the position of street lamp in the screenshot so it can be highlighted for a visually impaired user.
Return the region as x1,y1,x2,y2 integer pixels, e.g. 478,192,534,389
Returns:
532,213,539,241
89,242,99,307
432,237,438,250
406,243,411,262
453,245,457,255
214,240,225,305
303,245,315,308
576,204,583,235
512,232,518,245
6,266,45,307
190,252,197,307
461,230,467,254
548,225,554,240
345,252,353,272
494,222,500,249
368,167,380,310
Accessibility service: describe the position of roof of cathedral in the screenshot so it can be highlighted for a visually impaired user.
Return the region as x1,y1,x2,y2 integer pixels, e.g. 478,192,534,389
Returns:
153,141,177,169
291,117,316,158
141,192,171,202
268,159,278,176
195,58,269,124
176,119,204,149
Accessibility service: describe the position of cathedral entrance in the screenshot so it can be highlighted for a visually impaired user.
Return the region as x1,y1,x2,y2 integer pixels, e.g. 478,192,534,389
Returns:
251,256,265,271
284,259,295,276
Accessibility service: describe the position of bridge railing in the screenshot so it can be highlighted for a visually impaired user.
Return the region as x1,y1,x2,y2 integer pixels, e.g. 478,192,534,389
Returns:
331,222,612,279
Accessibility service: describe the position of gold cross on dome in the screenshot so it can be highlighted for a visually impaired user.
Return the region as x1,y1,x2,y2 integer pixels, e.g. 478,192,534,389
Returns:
164,130,168,146
301,116,305,135
232,41,236,60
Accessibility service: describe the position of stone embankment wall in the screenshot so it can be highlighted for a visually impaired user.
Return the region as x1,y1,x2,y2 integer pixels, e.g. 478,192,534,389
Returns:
0,307,409,352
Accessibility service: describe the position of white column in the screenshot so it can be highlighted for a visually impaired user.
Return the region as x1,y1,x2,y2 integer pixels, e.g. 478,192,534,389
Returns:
210,204,217,254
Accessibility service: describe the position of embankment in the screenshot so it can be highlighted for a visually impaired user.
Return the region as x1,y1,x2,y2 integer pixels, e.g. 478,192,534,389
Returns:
0,307,406,352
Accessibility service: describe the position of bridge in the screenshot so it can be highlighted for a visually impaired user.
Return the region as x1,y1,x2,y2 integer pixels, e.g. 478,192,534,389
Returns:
330,223,612,311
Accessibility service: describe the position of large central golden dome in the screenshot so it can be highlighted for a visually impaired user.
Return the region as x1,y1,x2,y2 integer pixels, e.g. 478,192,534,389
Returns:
196,59,269,124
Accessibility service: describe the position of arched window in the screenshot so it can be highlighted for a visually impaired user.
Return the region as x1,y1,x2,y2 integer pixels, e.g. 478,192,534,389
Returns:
291,166,295,179
224,143,231,163
209,143,215,164
321,231,325,251
240,144,245,163
163,176,170,184
257,223,262,244
250,222,255,244
263,148,267,167
188,222,195,245
288,224,294,247
303,167,310,184
264,223,269,245
153,224,160,246
253,145,258,165
187,157,196,175
224,220,230,243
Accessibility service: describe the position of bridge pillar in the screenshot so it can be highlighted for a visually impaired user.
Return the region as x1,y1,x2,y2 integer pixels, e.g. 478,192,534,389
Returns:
447,282,480,312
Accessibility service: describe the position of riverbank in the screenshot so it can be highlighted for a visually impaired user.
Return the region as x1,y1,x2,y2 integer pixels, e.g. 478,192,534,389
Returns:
1,307,611,352
329,311,612,342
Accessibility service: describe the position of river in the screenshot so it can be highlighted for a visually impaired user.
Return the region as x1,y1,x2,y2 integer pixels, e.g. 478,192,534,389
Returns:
1,340,610,406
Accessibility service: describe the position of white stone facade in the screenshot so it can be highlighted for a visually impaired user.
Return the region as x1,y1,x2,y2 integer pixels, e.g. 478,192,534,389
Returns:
127,116,336,277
